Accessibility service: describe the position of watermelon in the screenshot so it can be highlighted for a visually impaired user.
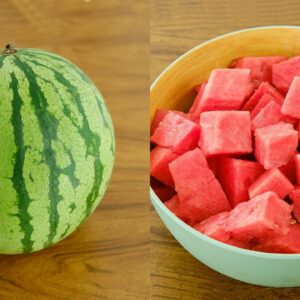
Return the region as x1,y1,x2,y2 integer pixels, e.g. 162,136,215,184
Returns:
197,69,251,112
206,157,218,176
193,211,230,242
151,111,200,154
272,56,300,94
226,238,249,249
0,45,115,254
281,76,300,119
242,81,284,111
254,122,298,169
252,223,300,254
150,146,179,187
279,155,297,183
218,157,264,207
295,154,300,185
226,192,292,242
164,195,188,223
189,81,207,121
232,56,287,86
199,111,252,156
289,187,300,222
248,168,294,199
169,148,230,223
151,178,176,202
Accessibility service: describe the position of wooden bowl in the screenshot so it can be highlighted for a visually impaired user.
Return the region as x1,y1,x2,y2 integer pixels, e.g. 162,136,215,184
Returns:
150,26,300,287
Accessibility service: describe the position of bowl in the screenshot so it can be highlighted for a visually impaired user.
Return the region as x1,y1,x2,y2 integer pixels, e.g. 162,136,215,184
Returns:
150,26,300,287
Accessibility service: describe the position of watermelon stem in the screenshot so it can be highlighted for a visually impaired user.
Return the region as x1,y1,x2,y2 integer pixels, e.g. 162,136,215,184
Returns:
2,42,17,55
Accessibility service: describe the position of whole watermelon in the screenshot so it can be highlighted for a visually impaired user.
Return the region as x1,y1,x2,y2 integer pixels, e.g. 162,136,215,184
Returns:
0,44,115,254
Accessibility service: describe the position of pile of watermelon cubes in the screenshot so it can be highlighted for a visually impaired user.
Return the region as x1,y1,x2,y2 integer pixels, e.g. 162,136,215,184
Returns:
150,55,300,253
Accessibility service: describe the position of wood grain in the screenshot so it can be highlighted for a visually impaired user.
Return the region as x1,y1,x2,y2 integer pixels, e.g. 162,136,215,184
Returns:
0,1,149,299
151,1,300,299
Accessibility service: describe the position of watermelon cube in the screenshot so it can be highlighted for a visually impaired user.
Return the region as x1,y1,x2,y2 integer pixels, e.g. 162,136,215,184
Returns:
151,178,176,202
248,168,294,199
279,155,297,184
169,148,230,223
295,154,300,185
242,81,284,111
232,56,287,86
207,157,218,176
281,76,300,119
218,157,264,207
189,81,207,121
151,112,200,154
199,111,252,156
226,238,249,249
289,187,300,222
193,211,230,242
164,195,188,223
272,56,300,94
150,146,179,187
254,122,298,169
197,69,251,112
252,223,300,254
226,191,292,242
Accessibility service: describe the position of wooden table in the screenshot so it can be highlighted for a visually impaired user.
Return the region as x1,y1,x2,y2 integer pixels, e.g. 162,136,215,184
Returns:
0,1,148,299
151,1,300,299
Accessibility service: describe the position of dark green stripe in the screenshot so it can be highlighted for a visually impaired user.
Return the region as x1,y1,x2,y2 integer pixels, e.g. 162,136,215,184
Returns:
14,58,63,247
10,71,34,253
21,55,104,217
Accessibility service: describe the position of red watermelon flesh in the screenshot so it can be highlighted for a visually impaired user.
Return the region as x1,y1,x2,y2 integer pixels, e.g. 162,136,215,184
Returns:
218,157,264,208
272,56,300,94
164,195,188,222
242,81,284,111
226,191,292,242
281,76,300,119
254,122,298,169
279,155,297,184
232,56,287,86
189,81,207,121
248,168,294,199
295,154,300,185
289,187,300,222
198,69,251,112
226,238,250,249
199,111,252,156
193,211,230,242
252,223,300,254
207,157,218,176
151,112,200,154
150,146,179,187
169,148,230,223
151,178,176,202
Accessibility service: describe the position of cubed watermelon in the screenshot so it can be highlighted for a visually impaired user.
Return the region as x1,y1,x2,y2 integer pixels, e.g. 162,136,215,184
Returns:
226,238,249,249
199,111,252,156
193,211,230,242
164,195,188,222
254,122,298,169
151,178,176,202
197,69,251,112
242,81,284,111
248,168,294,199
151,112,200,154
226,191,292,242
189,81,207,121
169,148,230,223
150,146,179,187
252,223,300,254
218,157,264,207
289,187,300,222
279,155,297,184
295,154,300,185
272,56,300,94
207,157,218,176
232,56,287,86
281,76,300,119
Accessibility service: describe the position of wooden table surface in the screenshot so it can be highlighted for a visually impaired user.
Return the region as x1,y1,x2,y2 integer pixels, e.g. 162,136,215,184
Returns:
0,1,149,299
151,1,300,299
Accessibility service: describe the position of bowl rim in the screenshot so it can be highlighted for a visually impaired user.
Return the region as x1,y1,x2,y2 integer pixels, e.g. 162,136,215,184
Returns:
150,25,300,259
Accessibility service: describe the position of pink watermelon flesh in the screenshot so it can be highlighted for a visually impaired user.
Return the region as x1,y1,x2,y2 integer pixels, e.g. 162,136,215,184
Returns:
225,238,249,249
193,211,230,242
150,146,179,187
279,155,297,184
218,157,264,208
226,191,292,242
169,148,230,223
254,122,298,169
206,157,218,176
151,112,200,154
248,168,294,199
151,179,176,202
199,111,252,156
164,195,188,222
197,69,251,112
242,81,284,111
189,81,207,121
272,56,300,94
281,76,300,119
232,56,287,86
289,187,300,222
251,100,295,131
295,154,300,185
252,223,300,254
